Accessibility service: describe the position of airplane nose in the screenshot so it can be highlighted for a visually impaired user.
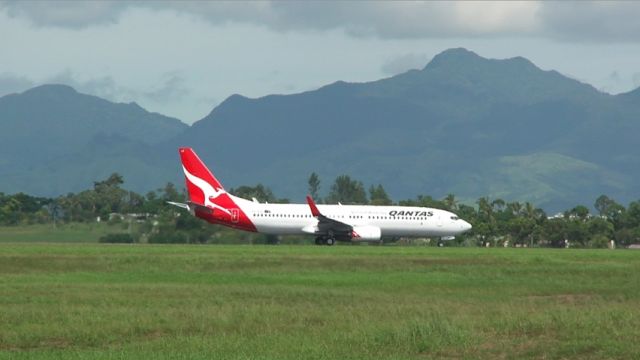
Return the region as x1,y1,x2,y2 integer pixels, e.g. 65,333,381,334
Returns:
461,220,472,232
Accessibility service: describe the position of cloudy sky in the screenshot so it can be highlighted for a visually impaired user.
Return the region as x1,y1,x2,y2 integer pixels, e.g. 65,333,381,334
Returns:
1,1,639,123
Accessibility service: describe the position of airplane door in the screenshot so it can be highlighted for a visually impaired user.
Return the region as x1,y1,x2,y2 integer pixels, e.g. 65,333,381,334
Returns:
437,213,443,227
231,209,239,223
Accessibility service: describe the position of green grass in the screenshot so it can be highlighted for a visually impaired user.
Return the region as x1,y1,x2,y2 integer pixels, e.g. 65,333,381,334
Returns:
0,223,115,243
0,245,639,359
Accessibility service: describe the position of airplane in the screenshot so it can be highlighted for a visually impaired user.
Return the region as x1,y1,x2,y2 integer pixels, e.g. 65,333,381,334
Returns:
168,147,472,246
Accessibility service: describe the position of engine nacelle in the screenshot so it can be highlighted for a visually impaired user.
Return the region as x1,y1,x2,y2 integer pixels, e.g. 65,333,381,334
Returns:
351,225,382,241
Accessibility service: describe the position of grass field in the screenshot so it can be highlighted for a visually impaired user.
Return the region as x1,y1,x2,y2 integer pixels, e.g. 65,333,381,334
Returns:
0,223,114,243
1,244,639,359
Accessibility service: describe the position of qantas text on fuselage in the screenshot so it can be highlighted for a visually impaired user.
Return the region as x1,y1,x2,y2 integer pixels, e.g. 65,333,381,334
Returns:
168,148,472,245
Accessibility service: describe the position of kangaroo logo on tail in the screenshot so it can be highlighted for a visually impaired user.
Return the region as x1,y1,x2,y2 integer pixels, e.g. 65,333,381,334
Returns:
171,148,257,233
179,147,231,215
182,166,231,215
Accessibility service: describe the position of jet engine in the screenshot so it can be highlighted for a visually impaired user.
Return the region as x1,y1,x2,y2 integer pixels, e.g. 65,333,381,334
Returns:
351,225,382,241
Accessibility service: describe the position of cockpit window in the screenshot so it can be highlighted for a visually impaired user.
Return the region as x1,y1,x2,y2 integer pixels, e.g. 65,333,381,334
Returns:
450,216,459,220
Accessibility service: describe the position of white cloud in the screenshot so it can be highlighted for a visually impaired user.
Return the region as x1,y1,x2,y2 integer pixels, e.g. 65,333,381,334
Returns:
539,2,640,42
0,69,189,110
452,1,540,36
1,1,639,123
142,73,190,103
0,73,34,96
2,1,638,42
632,73,640,88
46,70,135,102
0,0,126,28
381,53,430,76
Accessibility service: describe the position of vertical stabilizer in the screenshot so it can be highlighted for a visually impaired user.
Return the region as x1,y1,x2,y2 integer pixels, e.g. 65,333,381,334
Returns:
179,147,225,206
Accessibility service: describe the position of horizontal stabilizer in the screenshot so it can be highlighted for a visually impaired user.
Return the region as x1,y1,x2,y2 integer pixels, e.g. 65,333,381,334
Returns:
166,201,213,215
167,201,189,210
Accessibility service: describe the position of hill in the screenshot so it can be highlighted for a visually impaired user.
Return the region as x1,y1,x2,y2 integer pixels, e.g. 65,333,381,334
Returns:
0,84,187,195
166,48,640,210
2,49,640,211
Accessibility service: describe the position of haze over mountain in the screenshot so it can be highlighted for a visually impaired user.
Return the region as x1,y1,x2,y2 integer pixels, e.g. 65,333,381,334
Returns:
1,48,639,211
0,84,186,195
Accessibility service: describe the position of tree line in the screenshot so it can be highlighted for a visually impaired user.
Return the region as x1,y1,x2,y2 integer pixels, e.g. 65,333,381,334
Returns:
1,172,639,247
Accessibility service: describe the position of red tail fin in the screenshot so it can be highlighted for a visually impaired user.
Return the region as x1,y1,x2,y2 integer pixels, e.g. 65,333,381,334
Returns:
179,147,225,205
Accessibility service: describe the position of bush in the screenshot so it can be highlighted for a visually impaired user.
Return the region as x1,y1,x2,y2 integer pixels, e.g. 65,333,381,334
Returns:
588,234,610,248
99,233,134,244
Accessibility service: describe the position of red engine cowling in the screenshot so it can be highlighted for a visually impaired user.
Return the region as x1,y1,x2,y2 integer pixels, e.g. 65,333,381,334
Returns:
351,225,382,241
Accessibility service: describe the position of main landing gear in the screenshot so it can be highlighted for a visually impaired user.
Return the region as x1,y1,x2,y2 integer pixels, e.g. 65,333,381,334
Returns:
315,236,336,246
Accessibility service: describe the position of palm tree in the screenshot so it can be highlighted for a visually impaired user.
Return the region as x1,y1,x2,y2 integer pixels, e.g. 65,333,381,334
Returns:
443,193,457,211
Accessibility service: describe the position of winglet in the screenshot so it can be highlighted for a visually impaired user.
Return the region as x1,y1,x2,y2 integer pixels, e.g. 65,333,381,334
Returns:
306,195,321,217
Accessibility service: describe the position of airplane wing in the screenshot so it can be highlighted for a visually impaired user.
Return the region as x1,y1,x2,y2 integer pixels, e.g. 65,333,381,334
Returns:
306,196,352,236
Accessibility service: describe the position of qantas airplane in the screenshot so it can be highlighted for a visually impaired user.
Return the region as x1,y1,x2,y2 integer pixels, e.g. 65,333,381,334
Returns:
168,148,472,245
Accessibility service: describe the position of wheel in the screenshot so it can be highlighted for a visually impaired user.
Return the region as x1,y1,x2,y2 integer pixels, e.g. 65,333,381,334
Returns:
437,241,444,247
326,238,335,246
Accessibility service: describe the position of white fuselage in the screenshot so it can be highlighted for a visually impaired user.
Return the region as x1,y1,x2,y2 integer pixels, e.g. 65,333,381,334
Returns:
234,195,471,239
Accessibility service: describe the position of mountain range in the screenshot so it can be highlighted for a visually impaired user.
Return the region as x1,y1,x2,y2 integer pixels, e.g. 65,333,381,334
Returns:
1,48,639,211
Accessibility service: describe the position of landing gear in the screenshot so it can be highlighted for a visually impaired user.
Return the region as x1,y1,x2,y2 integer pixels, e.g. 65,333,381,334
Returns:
437,241,444,247
314,236,336,246
326,231,335,246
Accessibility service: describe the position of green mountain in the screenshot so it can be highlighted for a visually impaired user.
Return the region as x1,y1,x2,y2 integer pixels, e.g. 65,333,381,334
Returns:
0,84,187,195
167,48,640,211
2,49,640,211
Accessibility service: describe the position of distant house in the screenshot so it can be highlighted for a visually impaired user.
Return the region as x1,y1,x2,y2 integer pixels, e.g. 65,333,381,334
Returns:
547,212,565,220
107,213,154,222
628,244,640,250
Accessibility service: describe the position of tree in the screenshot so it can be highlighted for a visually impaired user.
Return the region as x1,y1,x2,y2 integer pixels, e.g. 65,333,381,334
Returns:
443,194,457,211
508,217,536,245
507,201,522,217
614,227,640,246
161,183,182,202
231,184,277,202
93,173,124,191
567,205,590,221
93,173,128,217
369,184,392,205
0,197,21,225
456,204,477,224
595,195,615,217
588,217,613,234
399,195,444,208
308,172,321,201
45,200,63,228
566,219,590,247
624,201,640,228
491,198,506,213
326,175,367,204
543,219,569,247
594,195,626,228
477,197,493,223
